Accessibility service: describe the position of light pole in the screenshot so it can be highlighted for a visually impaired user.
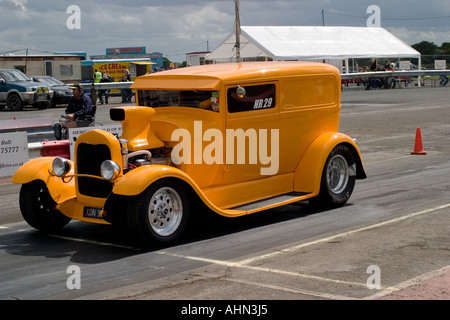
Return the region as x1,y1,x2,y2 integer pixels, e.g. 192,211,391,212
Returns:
235,0,241,62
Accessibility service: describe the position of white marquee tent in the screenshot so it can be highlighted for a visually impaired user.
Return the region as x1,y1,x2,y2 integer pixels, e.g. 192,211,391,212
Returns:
206,26,421,71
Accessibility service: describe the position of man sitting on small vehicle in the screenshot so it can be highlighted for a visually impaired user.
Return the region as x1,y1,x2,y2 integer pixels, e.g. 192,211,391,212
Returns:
53,84,92,140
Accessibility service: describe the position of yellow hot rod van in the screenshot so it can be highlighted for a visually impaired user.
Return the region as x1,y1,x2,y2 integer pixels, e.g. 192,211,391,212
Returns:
12,61,366,247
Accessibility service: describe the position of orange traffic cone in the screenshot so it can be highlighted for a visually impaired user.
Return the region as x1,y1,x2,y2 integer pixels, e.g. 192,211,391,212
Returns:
411,127,427,155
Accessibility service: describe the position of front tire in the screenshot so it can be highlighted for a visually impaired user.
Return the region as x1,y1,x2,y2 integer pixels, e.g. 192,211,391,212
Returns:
19,181,71,232
310,144,356,209
7,94,24,111
37,102,50,110
127,179,190,247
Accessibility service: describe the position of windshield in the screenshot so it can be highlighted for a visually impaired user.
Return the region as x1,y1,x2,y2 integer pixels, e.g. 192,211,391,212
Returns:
39,77,64,86
0,70,31,82
137,90,220,112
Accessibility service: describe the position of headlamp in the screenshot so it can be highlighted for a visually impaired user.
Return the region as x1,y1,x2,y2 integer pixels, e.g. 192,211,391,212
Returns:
52,157,71,177
100,160,120,181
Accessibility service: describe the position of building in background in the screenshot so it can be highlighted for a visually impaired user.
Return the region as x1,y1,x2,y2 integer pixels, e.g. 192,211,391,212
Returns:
0,49,85,83
186,51,211,66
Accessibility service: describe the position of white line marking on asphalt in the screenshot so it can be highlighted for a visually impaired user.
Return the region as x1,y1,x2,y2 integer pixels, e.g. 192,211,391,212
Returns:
363,265,450,300
236,203,450,266
157,203,450,291
156,250,386,290
223,277,358,300
6,202,446,297
47,234,139,251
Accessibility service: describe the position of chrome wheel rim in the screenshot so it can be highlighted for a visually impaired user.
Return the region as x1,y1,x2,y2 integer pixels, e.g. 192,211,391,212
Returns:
326,155,349,194
148,187,183,237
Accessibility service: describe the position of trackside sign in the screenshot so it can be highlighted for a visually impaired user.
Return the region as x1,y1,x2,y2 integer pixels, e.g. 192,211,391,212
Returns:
68,125,122,161
0,132,29,177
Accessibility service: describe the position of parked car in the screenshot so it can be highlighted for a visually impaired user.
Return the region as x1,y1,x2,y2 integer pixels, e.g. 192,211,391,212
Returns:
32,76,73,107
12,61,366,247
0,69,52,111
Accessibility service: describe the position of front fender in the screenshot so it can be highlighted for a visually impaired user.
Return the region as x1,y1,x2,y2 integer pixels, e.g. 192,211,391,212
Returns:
11,157,76,204
294,132,366,194
112,165,191,196
7,90,27,103
112,165,236,216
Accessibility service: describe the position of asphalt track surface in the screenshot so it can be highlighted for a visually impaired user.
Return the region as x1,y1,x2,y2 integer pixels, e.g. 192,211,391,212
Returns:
0,86,449,306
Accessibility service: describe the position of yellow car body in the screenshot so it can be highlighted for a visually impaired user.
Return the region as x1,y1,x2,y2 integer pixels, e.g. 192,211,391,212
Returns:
12,61,366,246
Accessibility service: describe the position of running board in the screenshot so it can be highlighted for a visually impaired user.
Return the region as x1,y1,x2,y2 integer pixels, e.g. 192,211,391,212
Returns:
229,192,314,214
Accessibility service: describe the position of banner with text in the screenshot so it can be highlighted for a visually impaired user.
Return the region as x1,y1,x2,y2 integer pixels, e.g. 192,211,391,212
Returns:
0,132,29,177
68,125,122,161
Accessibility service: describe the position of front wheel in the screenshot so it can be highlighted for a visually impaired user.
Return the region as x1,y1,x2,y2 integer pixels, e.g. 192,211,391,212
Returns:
127,179,190,247
7,94,24,111
310,144,356,210
19,181,71,232
36,102,50,110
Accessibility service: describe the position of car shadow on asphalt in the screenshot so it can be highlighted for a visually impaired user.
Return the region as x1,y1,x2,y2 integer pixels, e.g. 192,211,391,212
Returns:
0,200,324,264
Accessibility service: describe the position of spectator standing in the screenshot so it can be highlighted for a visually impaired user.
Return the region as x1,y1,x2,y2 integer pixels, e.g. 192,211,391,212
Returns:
120,70,132,103
98,73,114,104
94,69,102,83
385,61,397,89
440,67,449,86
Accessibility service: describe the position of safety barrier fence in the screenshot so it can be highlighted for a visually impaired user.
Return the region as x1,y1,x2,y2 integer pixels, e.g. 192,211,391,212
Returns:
340,69,450,80
77,69,450,91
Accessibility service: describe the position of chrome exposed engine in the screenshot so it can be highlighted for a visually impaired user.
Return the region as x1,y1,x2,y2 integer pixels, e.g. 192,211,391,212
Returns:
119,138,172,173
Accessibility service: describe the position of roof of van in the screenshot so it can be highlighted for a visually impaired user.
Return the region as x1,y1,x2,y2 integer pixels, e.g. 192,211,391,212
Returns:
131,61,339,90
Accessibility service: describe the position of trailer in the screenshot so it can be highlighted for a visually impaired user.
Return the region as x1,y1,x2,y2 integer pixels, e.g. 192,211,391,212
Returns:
81,58,157,82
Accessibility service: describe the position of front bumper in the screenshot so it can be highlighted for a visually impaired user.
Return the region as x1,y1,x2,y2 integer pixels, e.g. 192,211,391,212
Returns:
57,196,110,225
21,91,52,104
52,90,72,105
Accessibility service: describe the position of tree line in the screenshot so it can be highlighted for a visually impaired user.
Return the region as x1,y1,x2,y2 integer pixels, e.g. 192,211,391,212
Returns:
412,41,450,55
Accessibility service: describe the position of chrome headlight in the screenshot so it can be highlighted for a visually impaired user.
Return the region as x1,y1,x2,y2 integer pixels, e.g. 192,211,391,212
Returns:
100,160,120,181
52,157,71,177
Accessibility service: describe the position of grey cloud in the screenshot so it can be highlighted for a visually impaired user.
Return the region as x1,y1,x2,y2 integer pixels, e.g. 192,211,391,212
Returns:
1,0,449,61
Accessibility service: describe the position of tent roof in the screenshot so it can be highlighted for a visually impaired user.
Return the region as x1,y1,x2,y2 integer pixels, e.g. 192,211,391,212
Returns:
206,26,420,61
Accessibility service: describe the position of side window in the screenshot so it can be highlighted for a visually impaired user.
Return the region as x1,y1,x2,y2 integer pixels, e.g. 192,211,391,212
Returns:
1,72,13,82
227,84,275,113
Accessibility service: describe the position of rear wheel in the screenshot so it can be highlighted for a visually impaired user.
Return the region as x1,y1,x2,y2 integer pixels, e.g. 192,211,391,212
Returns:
19,181,71,231
310,144,356,209
128,179,190,247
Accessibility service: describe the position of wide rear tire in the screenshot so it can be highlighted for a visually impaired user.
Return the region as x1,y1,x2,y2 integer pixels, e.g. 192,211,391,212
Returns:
310,144,356,210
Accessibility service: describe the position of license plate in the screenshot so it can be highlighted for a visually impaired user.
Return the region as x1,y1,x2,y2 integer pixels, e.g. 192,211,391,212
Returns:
83,207,103,219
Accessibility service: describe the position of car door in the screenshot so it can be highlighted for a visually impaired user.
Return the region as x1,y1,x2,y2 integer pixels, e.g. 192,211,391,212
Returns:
223,82,280,185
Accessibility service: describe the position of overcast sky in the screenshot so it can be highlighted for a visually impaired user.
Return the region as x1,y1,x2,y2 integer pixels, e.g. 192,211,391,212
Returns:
1,0,449,62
